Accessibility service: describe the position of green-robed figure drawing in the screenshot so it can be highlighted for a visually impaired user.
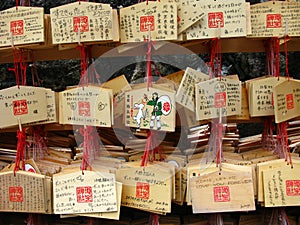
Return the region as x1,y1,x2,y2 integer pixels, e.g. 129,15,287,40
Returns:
146,92,162,130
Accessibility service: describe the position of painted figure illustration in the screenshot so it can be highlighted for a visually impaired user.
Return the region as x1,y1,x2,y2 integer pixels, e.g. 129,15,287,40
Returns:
133,92,172,130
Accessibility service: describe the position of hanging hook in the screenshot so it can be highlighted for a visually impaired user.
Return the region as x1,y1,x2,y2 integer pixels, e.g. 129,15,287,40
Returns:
147,24,151,42
78,28,81,46
217,21,221,39
18,118,22,131
285,18,288,37
10,32,15,48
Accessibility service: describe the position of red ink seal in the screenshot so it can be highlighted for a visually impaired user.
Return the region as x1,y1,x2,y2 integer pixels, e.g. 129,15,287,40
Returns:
73,16,89,32
140,16,155,32
286,94,294,110
78,101,91,116
214,92,226,108
136,182,150,199
208,12,224,28
10,20,24,35
266,14,282,28
13,100,28,116
9,186,24,202
286,180,300,196
213,186,230,202
76,186,93,203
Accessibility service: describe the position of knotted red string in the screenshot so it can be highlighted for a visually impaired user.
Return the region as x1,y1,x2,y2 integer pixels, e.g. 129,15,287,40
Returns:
275,122,292,167
14,128,26,175
8,49,27,87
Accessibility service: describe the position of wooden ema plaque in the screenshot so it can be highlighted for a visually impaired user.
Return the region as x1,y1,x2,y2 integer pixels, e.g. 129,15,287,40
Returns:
186,0,247,39
176,67,209,112
0,86,48,128
249,1,300,38
195,77,242,121
125,86,176,132
273,79,300,123
0,6,44,47
228,85,250,121
257,158,288,203
0,171,49,213
50,2,113,44
53,170,117,214
76,182,122,220
160,0,204,34
59,85,113,127
263,163,300,207
247,76,286,117
189,163,255,213
116,163,172,214
29,89,58,125
101,75,132,119
120,1,177,42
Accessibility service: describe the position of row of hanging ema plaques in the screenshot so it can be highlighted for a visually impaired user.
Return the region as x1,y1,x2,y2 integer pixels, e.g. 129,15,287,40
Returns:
0,1,299,47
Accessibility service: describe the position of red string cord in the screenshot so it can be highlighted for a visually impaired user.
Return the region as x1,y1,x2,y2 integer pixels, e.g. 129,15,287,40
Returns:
8,49,27,87
14,128,26,175
264,37,280,78
209,38,222,79
81,126,92,171
76,44,88,85
208,37,223,169
149,213,160,225
276,122,293,167
80,126,100,171
273,37,280,79
284,35,290,80
146,40,153,90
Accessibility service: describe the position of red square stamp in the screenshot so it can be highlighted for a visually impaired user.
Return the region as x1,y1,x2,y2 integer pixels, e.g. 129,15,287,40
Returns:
140,16,155,32
136,182,150,199
208,12,224,28
73,16,89,32
76,186,93,203
286,180,300,196
214,92,226,108
213,186,230,202
78,101,91,116
266,14,282,28
9,186,24,202
286,94,294,110
10,20,24,36
13,100,28,116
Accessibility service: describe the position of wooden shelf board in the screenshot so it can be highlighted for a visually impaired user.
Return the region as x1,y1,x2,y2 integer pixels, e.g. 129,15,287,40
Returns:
1,37,300,63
